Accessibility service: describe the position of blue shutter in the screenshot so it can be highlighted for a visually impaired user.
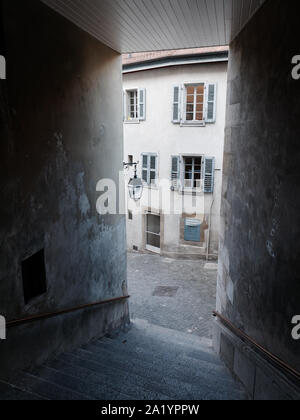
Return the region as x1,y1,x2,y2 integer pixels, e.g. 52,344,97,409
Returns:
184,219,201,242
204,157,215,193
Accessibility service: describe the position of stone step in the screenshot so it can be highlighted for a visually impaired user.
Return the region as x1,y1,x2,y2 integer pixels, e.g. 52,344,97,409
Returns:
120,319,215,352
0,319,247,400
67,346,244,400
85,340,235,390
0,380,45,400
7,371,90,400
24,365,136,400
46,357,174,400
94,334,221,368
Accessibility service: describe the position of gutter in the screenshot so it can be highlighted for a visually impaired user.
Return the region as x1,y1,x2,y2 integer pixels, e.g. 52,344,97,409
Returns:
123,51,229,74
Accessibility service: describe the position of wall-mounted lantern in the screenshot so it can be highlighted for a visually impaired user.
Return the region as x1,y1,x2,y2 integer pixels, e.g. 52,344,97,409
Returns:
123,161,143,202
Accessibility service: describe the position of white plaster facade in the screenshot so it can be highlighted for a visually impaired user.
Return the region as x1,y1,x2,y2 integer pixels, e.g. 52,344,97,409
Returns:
123,57,228,259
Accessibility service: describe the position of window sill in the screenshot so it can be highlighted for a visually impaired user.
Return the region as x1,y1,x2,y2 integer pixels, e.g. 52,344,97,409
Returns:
180,188,204,195
124,119,140,124
180,121,206,127
143,184,159,190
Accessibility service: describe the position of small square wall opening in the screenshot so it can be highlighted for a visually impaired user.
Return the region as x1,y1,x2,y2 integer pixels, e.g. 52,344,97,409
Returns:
22,249,47,304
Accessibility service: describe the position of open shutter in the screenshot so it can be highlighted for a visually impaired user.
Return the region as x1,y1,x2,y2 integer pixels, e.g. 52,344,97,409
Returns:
204,157,215,193
206,83,217,123
123,91,127,121
142,154,149,183
172,86,181,123
138,88,146,120
171,156,180,189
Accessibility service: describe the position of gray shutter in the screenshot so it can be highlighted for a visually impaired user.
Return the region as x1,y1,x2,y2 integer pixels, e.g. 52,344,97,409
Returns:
171,156,180,189
142,154,149,183
172,86,181,123
204,157,215,193
139,88,146,120
206,84,217,123
123,91,127,121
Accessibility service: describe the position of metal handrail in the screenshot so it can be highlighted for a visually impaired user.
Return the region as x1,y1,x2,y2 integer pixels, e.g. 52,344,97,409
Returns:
213,311,300,381
7,295,130,328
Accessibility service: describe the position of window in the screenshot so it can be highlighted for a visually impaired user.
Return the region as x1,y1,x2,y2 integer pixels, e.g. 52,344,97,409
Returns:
22,249,47,305
142,154,158,186
170,156,215,193
172,83,217,125
124,88,146,122
185,84,205,122
184,157,203,189
128,210,133,220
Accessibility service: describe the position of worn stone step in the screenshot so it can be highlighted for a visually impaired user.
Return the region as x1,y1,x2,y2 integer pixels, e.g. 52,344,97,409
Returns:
0,380,45,400
90,339,235,391
8,371,90,400
46,358,174,400
58,351,194,399
24,365,133,400
116,319,215,352
68,347,244,400
104,322,221,365
94,334,222,369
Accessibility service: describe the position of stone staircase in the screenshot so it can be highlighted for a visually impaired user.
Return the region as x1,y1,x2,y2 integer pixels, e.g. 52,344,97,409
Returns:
0,319,247,400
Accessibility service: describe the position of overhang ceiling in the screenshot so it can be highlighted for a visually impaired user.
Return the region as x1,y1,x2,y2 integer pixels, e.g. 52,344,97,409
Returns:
42,0,266,53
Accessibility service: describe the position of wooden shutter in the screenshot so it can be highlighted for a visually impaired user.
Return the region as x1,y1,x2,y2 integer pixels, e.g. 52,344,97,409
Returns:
172,86,181,123
184,219,201,242
142,154,149,183
138,88,146,120
206,84,217,123
171,156,180,189
123,91,127,121
204,157,215,193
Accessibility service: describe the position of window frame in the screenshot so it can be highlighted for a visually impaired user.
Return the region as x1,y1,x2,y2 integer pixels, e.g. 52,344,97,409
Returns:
124,88,146,123
183,83,205,125
181,154,204,192
125,88,139,122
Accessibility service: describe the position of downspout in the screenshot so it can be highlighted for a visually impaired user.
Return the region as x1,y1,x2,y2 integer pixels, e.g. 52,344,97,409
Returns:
206,196,215,261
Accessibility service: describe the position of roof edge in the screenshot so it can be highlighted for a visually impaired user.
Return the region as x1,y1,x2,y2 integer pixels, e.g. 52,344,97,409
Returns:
123,50,229,74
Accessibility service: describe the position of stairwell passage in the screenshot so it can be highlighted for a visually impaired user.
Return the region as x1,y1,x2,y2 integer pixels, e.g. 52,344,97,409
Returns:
0,319,246,400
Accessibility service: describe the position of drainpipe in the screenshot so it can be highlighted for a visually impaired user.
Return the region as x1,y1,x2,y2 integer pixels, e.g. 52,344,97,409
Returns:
206,197,215,261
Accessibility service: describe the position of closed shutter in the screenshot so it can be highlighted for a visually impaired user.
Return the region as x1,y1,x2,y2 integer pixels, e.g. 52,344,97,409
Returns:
138,88,146,120
206,84,217,123
171,156,180,189
172,86,181,123
184,219,201,242
204,157,215,193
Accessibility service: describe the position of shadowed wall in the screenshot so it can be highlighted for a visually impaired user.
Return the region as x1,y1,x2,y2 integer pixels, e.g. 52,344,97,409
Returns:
0,0,128,376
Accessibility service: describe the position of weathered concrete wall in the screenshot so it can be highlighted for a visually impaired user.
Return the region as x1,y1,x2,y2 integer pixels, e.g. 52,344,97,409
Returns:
217,0,300,387
0,0,128,376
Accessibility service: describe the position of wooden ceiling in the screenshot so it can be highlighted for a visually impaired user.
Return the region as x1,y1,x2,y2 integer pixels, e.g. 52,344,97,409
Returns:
42,0,266,53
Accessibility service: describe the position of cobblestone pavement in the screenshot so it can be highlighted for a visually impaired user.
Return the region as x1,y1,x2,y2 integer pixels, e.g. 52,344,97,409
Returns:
127,252,218,339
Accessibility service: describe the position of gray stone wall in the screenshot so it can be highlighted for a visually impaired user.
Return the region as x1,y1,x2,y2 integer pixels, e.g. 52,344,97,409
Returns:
217,0,300,373
0,0,128,375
